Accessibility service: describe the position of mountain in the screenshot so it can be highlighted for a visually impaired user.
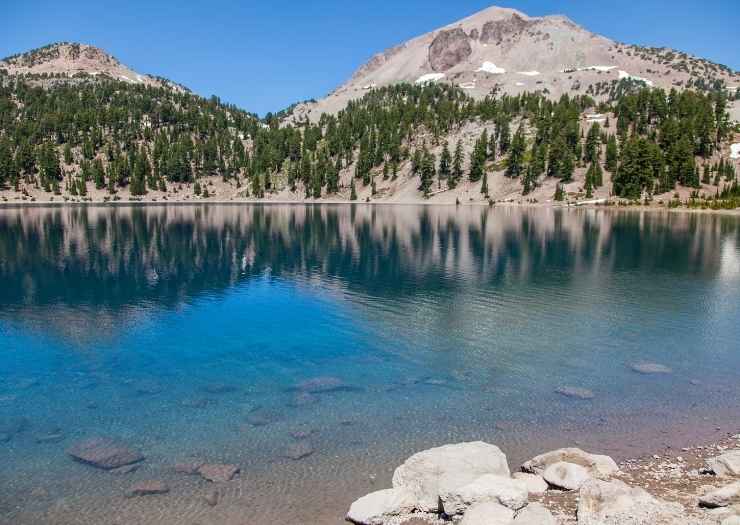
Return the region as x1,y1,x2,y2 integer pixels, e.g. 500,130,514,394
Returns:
0,42,187,91
292,6,739,121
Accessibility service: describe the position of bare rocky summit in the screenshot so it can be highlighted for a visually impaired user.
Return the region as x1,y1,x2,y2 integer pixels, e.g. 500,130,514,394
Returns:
0,42,184,91
292,5,739,121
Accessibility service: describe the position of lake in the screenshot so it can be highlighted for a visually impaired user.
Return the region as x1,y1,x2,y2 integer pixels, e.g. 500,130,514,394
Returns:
0,204,739,524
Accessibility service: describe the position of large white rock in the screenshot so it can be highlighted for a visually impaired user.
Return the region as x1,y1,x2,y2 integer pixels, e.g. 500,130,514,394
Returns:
392,441,510,512
513,502,557,525
699,482,740,508
440,474,528,515
522,448,618,479
708,451,740,477
577,479,685,525
345,488,416,525
460,501,515,525
543,461,590,491
512,472,548,495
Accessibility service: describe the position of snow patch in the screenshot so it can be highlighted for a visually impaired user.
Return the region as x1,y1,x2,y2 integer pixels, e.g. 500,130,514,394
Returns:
731,143,740,160
119,75,134,83
477,62,506,74
517,71,540,76
362,83,377,90
618,70,654,87
415,73,445,84
515,82,525,87
459,82,476,89
582,65,616,72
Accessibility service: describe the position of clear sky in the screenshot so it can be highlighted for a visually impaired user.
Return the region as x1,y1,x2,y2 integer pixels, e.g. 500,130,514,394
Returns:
2,1,738,116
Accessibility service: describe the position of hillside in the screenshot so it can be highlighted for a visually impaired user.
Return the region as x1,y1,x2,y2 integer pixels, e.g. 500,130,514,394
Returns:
292,6,740,122
0,20,739,209
0,42,186,91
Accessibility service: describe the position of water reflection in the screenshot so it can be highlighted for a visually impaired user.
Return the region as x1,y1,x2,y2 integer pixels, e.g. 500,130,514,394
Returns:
1,204,737,312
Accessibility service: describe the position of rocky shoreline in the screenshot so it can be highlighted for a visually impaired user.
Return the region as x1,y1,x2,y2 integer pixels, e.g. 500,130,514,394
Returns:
346,433,740,525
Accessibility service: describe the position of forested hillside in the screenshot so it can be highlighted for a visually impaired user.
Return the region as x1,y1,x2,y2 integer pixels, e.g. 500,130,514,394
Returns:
0,66,738,208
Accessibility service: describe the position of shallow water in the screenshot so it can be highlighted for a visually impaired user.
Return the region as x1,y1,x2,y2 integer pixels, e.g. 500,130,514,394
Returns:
0,204,739,524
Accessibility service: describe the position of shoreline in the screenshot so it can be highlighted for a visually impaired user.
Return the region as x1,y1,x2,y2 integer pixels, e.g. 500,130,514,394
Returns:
0,198,738,216
346,429,740,525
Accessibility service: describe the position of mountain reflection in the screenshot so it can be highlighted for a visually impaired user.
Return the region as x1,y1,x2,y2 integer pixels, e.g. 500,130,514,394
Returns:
0,204,737,311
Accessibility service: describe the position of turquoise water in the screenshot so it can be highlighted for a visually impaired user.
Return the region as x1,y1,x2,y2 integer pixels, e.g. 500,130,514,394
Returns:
0,204,739,524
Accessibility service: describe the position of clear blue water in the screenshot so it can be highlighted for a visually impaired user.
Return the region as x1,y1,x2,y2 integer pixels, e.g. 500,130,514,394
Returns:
0,204,739,524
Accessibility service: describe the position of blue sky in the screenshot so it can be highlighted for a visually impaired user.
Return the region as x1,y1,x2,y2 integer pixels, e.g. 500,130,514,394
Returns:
2,1,738,115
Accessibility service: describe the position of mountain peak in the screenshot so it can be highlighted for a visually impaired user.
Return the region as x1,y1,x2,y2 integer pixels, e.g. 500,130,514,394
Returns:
0,42,172,88
293,5,739,121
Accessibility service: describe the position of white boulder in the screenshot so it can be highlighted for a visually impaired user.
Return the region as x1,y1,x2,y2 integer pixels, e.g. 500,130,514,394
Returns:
522,448,618,479
543,461,590,491
460,501,515,525
440,474,528,515
512,472,548,495
699,482,740,508
345,488,416,525
513,502,557,525
392,441,510,512
577,479,685,525
708,451,740,477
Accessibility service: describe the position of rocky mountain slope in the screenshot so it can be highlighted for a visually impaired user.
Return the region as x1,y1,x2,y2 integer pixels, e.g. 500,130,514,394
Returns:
292,6,740,122
0,42,186,91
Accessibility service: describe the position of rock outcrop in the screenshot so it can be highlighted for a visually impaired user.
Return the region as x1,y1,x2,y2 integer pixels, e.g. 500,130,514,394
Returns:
459,501,514,525
699,482,740,508
429,28,472,72
346,488,417,525
708,451,740,477
577,479,685,525
440,474,528,515
392,441,510,512
522,448,618,479
542,461,590,491
513,502,556,525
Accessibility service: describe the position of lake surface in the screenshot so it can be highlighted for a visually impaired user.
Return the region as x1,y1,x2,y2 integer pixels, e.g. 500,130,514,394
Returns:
0,204,739,524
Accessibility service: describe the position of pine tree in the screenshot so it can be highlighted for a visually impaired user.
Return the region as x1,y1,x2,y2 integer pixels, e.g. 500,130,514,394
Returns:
505,125,526,178
450,139,463,188
439,141,451,181
605,135,618,172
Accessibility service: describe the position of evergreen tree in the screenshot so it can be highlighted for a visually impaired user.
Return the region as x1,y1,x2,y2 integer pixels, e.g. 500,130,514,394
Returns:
505,125,526,178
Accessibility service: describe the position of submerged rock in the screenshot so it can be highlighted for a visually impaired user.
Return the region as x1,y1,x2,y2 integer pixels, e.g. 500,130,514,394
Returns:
440,474,528,515
543,461,590,491
201,383,237,394
459,501,514,525
181,398,214,409
35,428,65,444
577,478,685,524
522,448,618,479
197,463,240,483
125,480,169,498
110,464,140,475
392,441,510,512
513,502,556,524
295,376,356,394
245,406,282,427
629,362,672,375
283,440,315,461
555,386,595,400
345,487,416,525
708,451,740,477
0,416,29,436
699,482,740,508
67,437,144,470
287,391,319,408
203,489,219,507
174,462,204,475
133,379,163,395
